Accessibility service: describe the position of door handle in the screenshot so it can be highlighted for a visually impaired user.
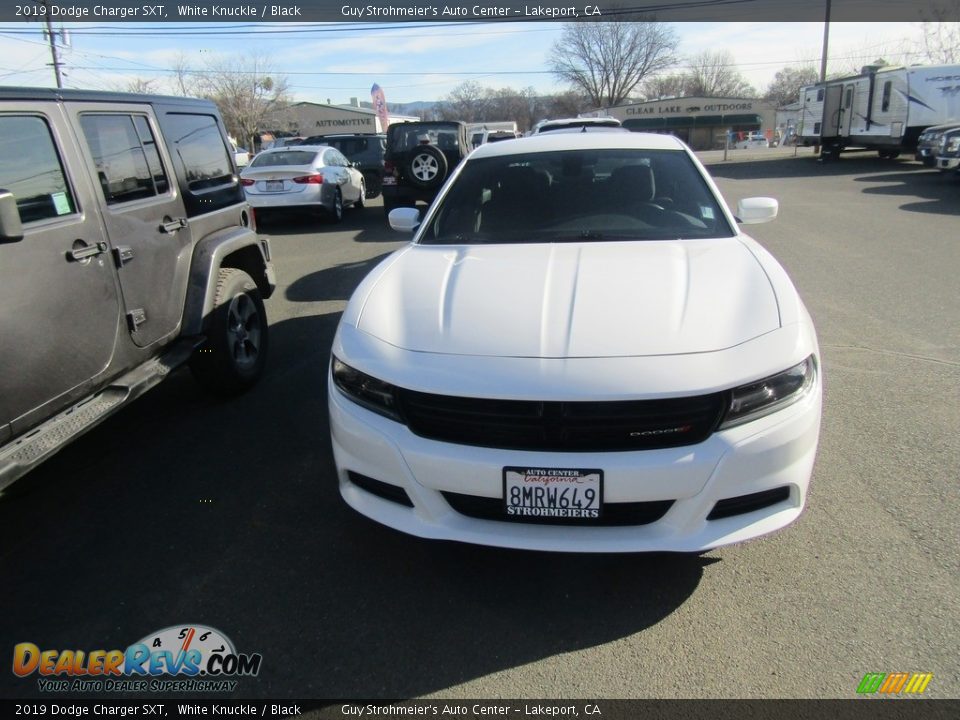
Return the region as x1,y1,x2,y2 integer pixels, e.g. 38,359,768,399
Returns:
160,217,187,233
68,241,108,261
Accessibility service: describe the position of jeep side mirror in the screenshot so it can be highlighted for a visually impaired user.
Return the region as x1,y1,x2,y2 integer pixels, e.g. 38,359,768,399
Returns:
736,197,778,224
388,207,420,233
0,190,24,243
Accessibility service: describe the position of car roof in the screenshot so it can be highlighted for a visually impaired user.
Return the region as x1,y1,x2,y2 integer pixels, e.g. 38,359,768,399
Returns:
469,131,686,159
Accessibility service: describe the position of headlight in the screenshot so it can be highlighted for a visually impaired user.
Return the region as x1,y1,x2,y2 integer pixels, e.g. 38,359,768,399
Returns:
946,137,960,153
331,356,402,421
720,356,817,429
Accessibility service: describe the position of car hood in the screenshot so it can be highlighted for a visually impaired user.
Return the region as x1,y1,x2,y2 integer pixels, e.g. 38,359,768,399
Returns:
356,239,780,358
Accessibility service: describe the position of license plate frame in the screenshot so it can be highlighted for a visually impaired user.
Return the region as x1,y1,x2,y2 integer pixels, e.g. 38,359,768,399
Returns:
265,179,284,192
503,467,603,520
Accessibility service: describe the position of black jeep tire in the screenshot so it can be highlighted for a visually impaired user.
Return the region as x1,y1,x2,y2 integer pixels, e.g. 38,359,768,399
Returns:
406,145,448,190
190,268,269,396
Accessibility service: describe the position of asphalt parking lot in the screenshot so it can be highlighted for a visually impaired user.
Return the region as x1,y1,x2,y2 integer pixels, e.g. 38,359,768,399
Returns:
1,149,957,699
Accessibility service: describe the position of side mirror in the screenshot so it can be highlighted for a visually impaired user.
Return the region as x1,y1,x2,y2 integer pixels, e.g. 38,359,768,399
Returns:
388,207,421,233
0,190,24,243
736,197,778,225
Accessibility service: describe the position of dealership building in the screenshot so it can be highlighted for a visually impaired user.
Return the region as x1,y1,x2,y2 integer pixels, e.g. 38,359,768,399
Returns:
602,97,779,150
261,99,418,142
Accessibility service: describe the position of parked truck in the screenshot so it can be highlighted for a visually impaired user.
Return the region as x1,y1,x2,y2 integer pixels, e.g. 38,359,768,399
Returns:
797,64,960,160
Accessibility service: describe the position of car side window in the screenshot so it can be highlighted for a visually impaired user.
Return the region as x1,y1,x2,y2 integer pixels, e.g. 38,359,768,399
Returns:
80,114,170,205
881,81,892,112
0,115,78,223
163,113,234,192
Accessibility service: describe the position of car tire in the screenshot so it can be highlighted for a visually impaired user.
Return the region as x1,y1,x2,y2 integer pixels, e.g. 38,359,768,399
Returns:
407,145,448,190
362,170,381,199
355,180,365,209
328,187,343,223
190,268,268,396
878,149,900,160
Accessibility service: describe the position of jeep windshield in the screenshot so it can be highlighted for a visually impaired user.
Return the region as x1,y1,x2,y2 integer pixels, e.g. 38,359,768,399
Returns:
419,148,735,245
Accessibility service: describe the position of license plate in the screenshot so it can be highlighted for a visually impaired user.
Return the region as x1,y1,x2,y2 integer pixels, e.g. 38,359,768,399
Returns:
503,467,602,519
265,180,284,192
382,176,396,186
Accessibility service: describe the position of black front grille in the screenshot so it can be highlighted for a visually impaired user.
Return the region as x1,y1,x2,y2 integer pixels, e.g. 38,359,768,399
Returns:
442,491,674,527
397,389,726,452
707,486,791,520
347,471,413,507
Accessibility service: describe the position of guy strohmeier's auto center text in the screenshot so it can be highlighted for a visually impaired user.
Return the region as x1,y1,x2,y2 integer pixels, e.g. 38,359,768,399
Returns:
340,4,602,18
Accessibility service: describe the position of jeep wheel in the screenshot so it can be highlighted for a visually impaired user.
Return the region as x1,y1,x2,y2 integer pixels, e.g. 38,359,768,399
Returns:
190,268,268,396
407,145,448,190
328,187,343,223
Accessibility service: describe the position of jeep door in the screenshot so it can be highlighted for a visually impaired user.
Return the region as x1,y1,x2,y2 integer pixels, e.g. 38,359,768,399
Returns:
70,105,192,348
0,106,122,436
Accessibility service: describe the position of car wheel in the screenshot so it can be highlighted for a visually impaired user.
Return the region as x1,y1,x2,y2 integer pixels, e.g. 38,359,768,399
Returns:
878,149,900,160
362,170,381,199
407,145,448,190
328,187,343,223
190,268,268,396
355,180,366,209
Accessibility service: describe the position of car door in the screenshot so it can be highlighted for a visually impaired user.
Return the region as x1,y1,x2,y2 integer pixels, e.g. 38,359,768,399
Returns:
69,105,192,348
326,148,359,203
0,106,122,436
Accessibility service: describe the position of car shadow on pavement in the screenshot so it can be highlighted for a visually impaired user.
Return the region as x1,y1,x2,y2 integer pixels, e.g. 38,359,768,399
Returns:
704,154,927,181
851,170,960,216
0,308,714,700
285,251,396,303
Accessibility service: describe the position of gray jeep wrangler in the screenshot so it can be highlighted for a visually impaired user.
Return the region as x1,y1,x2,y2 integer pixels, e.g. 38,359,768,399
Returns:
0,87,276,491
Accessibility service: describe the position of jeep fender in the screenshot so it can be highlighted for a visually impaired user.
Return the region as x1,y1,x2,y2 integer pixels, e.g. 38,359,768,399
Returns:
181,226,276,336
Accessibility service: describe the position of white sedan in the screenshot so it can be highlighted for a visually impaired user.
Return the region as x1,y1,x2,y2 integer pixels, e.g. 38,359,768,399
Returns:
240,145,365,223
329,132,821,552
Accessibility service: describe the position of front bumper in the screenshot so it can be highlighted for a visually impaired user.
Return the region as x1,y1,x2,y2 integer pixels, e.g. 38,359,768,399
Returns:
935,155,960,172
328,369,822,553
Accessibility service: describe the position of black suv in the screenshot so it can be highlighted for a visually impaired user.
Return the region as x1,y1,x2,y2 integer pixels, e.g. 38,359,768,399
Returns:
300,133,386,198
382,121,470,217
0,87,275,490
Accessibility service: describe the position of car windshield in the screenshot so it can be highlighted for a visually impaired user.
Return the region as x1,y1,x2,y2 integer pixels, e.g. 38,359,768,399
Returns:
419,148,734,245
250,150,318,167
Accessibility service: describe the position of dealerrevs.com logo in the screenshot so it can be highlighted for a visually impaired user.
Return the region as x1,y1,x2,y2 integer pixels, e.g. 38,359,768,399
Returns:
13,625,262,693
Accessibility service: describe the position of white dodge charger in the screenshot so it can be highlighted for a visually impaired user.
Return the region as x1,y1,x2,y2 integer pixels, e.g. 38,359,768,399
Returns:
328,132,821,552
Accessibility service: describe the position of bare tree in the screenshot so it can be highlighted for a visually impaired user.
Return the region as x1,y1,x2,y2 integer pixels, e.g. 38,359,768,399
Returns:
440,81,490,123
123,78,157,94
919,7,960,64
764,66,819,107
641,73,689,100
195,53,290,151
548,20,679,108
685,50,756,97
170,53,197,97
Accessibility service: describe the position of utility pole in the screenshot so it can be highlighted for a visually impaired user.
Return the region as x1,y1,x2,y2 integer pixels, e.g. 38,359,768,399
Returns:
40,0,64,88
815,0,831,156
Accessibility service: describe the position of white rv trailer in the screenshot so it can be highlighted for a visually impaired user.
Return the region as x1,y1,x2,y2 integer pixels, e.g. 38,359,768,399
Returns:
797,64,960,159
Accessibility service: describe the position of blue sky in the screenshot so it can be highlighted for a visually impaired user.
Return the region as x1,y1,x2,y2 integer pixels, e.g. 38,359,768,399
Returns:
0,22,926,105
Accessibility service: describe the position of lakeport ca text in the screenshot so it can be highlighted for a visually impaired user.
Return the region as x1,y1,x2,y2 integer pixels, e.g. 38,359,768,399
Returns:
341,705,601,717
